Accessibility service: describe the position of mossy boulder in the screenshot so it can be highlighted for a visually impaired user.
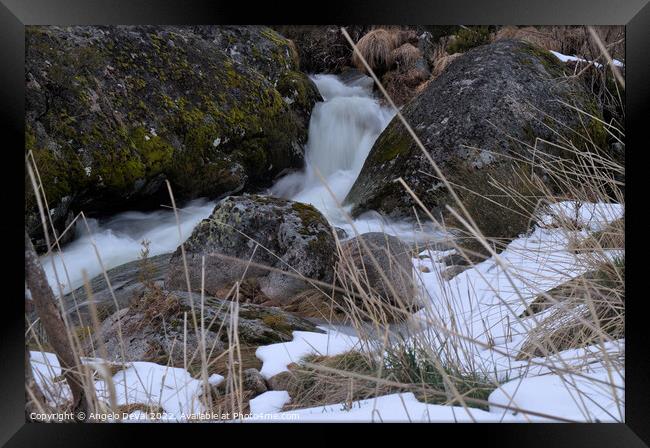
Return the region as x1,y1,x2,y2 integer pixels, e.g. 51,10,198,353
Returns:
344,39,606,245
165,194,337,302
25,26,320,250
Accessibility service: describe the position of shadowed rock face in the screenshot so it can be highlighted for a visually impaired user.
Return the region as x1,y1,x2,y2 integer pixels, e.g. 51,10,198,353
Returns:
344,39,604,239
25,25,321,251
339,232,417,310
165,195,337,302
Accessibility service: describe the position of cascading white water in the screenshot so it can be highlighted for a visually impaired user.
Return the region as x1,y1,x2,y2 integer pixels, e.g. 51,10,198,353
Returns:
271,74,442,240
41,73,442,294
270,74,394,224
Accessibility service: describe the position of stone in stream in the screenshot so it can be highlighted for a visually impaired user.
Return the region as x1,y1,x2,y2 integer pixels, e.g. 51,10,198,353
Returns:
165,195,338,304
87,290,322,364
344,39,608,246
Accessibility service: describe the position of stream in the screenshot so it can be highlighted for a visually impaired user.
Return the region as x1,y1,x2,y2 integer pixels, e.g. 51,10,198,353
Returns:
42,73,443,294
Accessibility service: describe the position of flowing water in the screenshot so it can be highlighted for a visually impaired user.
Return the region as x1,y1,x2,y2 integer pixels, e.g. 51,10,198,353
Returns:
42,73,442,294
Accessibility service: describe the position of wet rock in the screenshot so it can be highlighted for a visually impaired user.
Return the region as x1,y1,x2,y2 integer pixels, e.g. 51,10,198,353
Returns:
165,195,337,303
88,289,322,364
62,253,172,327
334,227,349,240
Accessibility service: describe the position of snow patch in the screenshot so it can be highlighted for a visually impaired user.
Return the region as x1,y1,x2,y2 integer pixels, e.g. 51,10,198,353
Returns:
249,391,291,415
255,328,361,379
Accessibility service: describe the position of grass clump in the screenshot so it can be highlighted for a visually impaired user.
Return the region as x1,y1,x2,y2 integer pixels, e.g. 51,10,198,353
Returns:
278,351,385,411
277,346,496,413
382,343,495,410
447,26,492,54
352,29,400,76
518,255,625,359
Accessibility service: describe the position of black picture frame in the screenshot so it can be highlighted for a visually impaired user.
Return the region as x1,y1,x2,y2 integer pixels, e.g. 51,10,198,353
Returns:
2,0,648,445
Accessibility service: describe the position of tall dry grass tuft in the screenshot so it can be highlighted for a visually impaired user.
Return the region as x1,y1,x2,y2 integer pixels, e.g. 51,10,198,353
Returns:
493,26,561,51
352,28,400,75
391,43,422,69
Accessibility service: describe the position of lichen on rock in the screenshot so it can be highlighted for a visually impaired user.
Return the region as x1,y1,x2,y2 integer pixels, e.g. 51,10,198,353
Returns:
25,25,321,250
165,194,337,303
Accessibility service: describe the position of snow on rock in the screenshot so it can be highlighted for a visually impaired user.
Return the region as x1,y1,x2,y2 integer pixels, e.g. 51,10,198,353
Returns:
256,328,361,379
401,201,625,422
109,362,205,417
249,391,291,415
412,201,624,375
539,201,624,232
208,373,224,386
30,351,71,404
415,225,585,355
30,351,207,421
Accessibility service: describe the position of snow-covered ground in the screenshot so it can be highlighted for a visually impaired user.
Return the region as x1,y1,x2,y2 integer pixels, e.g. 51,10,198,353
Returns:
256,329,361,379
29,201,624,423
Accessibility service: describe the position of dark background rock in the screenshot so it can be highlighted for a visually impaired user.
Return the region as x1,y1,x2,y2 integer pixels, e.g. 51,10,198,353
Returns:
25,25,321,251
165,195,337,302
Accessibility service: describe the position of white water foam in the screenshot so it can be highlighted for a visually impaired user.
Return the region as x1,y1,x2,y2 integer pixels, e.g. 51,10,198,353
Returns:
41,199,215,294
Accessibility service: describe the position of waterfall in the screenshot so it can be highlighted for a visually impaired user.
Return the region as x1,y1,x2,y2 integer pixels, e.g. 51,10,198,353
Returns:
271,74,441,240
270,73,394,225
40,73,441,294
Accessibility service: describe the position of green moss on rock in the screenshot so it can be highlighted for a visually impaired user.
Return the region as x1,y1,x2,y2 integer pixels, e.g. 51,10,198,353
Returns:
368,124,413,164
26,26,318,243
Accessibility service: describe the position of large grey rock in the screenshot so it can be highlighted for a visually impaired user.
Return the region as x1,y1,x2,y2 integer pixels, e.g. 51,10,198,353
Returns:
89,290,322,364
344,39,605,242
339,232,417,310
165,195,337,303
25,25,320,251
